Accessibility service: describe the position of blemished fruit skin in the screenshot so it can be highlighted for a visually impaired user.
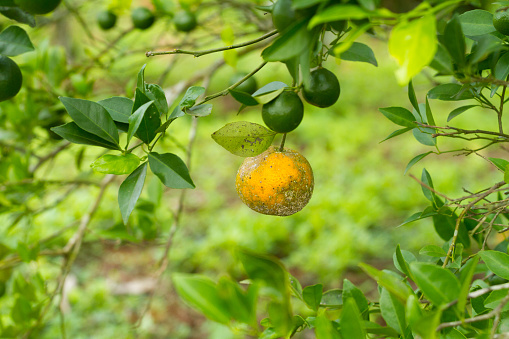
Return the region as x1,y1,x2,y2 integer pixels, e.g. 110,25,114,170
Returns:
0,56,22,102
236,146,314,216
174,10,197,32
494,10,509,36
262,91,304,133
230,73,257,94
97,10,117,30
302,68,340,108
131,7,155,30
15,0,61,14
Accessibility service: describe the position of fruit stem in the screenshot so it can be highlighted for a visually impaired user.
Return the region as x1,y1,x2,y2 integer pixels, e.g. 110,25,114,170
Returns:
279,133,287,152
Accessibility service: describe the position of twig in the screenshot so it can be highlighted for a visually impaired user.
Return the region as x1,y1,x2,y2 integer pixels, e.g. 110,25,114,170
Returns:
30,142,71,173
146,30,278,57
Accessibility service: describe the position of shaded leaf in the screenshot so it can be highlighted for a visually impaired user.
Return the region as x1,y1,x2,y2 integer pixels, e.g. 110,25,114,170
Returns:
443,15,466,68
98,97,134,124
252,81,288,97
127,101,153,146
337,41,377,66
0,25,34,56
51,122,120,150
180,86,205,109
229,89,258,106
118,162,147,224
0,8,35,27
303,284,323,311
187,104,212,117
428,84,474,101
133,89,161,144
262,19,313,62
148,152,195,189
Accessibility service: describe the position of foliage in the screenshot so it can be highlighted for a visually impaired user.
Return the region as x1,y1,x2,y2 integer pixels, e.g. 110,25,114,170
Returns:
2,0,509,338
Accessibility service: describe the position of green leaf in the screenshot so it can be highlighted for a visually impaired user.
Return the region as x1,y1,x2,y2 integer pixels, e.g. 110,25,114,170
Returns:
363,321,400,337
0,25,34,56
419,245,446,257
253,88,286,105
59,97,120,147
425,97,435,126
459,10,496,36
379,287,406,335
404,152,432,174
148,152,195,189
293,0,325,9
359,263,412,302
389,14,437,85
187,104,212,117
321,289,343,308
430,43,454,75
217,277,257,326
337,42,377,66
393,245,416,279
443,15,466,68
289,275,303,299
211,122,276,157
180,86,205,109
262,19,313,62
268,300,293,337
252,81,288,97
11,296,32,324
428,84,473,101
484,289,509,310
137,64,146,94
90,153,140,175
146,84,168,115
315,311,341,339
118,162,147,224
303,284,323,311
229,89,259,106
380,127,412,143
343,279,369,320
413,127,436,147
469,34,503,65
489,157,509,172
98,97,134,124
51,122,120,150
0,8,35,27
421,168,435,202
408,80,419,114
447,105,477,122
358,0,376,11
378,107,417,128
432,203,471,248
173,273,231,324
308,5,377,28
494,52,509,81
479,250,509,280
339,298,366,339
127,101,154,146
457,256,479,313
132,89,161,144
16,242,37,263
238,248,288,297
410,262,460,305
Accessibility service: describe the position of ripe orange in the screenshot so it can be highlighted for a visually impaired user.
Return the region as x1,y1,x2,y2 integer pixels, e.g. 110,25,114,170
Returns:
235,146,314,216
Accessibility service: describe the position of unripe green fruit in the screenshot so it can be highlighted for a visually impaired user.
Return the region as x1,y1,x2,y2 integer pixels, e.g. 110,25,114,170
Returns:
0,55,22,102
262,90,304,133
131,7,155,30
302,68,340,108
174,10,197,32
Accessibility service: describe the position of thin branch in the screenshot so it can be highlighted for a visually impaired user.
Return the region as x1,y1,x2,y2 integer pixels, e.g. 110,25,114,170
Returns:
146,30,278,57
30,142,71,173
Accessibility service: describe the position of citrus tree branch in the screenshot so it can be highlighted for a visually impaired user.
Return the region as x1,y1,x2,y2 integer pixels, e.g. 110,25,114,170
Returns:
146,29,277,57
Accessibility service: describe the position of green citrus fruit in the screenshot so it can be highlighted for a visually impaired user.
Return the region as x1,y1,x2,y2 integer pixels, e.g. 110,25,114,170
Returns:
15,0,61,14
302,68,340,108
272,0,297,32
131,7,155,30
262,90,304,133
0,55,22,102
174,10,197,32
230,73,257,94
494,9,509,36
97,10,117,30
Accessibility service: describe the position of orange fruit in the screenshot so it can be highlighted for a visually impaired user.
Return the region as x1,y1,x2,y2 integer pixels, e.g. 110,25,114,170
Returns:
235,146,314,216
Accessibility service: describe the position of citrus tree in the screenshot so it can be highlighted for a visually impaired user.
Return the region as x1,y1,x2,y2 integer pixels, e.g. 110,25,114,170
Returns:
2,0,509,338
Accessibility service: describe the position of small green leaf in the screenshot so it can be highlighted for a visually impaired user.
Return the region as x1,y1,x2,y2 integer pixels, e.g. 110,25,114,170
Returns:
98,97,134,124
419,245,446,257
359,263,412,302
118,162,147,224
457,256,479,313
408,79,419,114
0,25,34,56
393,245,416,279
187,104,212,117
0,8,36,27
51,122,120,150
320,289,343,308
443,15,466,68
146,84,168,115
459,10,496,36
378,107,416,128
137,64,147,94
180,86,205,109
148,152,195,189
379,287,406,335
494,52,509,81
132,89,161,144
343,279,369,320
252,81,288,97
127,101,154,146
428,84,474,101
489,157,509,172
339,298,366,339
425,96,435,126
217,277,257,326
211,121,276,157
447,105,477,122
315,310,341,339
253,88,286,105
421,168,435,202
59,97,120,147
303,284,323,311
404,151,432,174
429,43,454,75
229,89,259,106
91,153,140,175
380,127,412,143
413,127,436,147
336,41,377,66
410,262,460,305
308,5,377,28
479,250,509,280
262,19,313,62
389,14,437,85
173,273,231,324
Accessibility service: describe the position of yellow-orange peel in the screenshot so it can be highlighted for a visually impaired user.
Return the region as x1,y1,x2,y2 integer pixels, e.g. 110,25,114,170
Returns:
235,146,314,216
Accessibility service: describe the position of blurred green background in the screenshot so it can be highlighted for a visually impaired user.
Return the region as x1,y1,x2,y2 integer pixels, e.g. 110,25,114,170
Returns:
0,0,503,337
